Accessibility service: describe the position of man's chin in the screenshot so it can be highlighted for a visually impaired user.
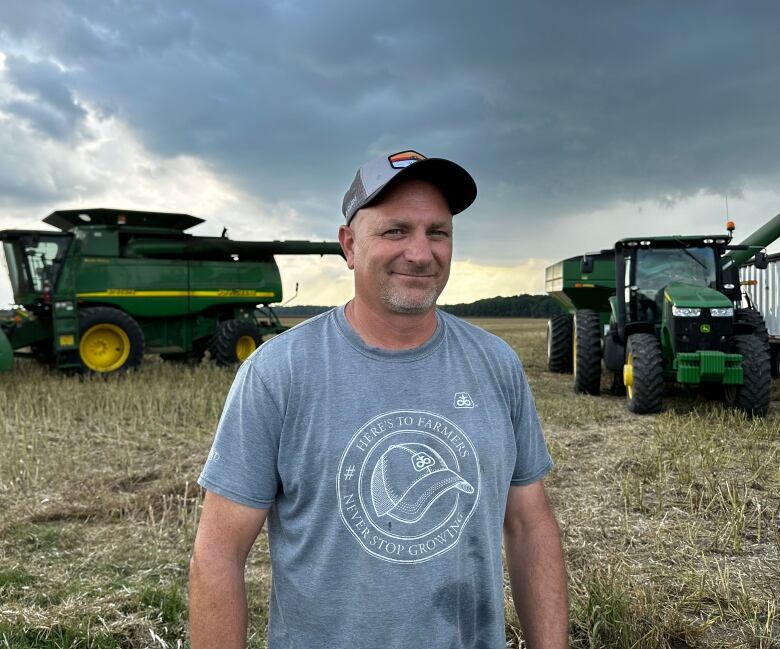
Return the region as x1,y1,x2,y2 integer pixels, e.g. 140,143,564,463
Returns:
381,289,440,315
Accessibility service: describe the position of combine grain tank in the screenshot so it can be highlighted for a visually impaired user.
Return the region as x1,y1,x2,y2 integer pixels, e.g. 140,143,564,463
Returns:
0,208,343,373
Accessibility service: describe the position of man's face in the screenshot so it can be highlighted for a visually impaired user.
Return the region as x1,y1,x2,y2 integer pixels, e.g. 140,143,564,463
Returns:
339,179,453,316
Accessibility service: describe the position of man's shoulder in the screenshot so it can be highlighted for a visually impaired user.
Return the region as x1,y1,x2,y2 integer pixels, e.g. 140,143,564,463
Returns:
246,308,337,366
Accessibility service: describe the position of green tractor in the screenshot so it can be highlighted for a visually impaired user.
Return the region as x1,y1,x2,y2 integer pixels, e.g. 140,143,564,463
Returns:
0,208,343,374
545,214,780,417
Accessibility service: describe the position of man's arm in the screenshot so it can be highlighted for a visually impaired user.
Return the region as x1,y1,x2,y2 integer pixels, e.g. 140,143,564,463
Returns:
189,491,268,649
503,481,568,649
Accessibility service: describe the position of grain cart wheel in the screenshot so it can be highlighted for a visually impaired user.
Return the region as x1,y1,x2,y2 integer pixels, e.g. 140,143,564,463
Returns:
547,313,573,373
573,309,601,394
78,307,144,373
624,333,663,414
210,320,262,366
723,335,771,417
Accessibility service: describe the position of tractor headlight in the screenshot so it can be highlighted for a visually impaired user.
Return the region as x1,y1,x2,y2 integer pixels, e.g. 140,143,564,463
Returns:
709,307,734,318
672,306,701,317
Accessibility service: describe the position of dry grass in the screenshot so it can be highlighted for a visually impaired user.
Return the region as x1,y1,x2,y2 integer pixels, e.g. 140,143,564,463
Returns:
0,316,778,648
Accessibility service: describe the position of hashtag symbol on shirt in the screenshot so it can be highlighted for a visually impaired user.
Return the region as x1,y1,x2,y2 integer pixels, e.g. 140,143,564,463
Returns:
344,465,356,480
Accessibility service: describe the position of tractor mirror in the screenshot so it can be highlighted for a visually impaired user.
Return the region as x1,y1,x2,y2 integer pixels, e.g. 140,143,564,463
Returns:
755,250,769,270
580,255,594,274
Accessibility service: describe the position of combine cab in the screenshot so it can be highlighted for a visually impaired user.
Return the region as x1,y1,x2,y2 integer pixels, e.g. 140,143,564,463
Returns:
545,214,780,417
0,208,343,373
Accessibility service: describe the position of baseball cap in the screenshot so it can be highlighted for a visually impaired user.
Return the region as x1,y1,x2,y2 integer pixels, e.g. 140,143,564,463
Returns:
370,443,474,524
342,150,477,224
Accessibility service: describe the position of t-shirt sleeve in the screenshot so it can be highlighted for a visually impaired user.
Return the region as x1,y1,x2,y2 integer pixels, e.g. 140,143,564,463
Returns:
510,358,554,485
197,359,283,509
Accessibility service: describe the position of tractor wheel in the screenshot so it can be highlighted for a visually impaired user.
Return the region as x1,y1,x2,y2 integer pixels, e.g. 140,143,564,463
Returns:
209,320,262,366
546,313,573,373
573,309,602,395
78,307,144,374
735,308,769,346
723,335,771,417
624,333,664,414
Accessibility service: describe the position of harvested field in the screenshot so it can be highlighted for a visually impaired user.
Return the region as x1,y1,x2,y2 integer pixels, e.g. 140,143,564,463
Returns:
0,316,777,648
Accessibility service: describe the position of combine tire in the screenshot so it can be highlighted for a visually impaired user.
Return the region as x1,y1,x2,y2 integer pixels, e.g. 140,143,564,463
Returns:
78,307,144,373
624,333,663,414
210,320,262,366
573,309,601,395
547,314,573,373
723,335,771,417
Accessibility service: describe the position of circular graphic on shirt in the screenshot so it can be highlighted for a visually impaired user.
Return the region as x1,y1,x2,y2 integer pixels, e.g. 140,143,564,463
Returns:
337,410,481,564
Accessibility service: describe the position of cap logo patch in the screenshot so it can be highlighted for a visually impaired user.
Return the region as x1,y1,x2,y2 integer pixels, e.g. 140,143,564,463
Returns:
411,451,436,472
388,150,426,169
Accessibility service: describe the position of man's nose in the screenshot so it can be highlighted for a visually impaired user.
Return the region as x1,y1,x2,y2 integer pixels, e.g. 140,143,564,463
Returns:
404,230,435,265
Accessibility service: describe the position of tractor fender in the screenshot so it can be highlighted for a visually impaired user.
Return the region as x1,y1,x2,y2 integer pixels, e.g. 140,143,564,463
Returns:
0,328,13,371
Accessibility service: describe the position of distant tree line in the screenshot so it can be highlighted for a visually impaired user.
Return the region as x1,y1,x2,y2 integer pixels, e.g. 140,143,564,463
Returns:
440,294,563,318
274,294,562,318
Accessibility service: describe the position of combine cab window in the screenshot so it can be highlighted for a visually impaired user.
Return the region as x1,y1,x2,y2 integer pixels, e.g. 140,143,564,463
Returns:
2,241,30,296
24,238,67,292
2,235,69,298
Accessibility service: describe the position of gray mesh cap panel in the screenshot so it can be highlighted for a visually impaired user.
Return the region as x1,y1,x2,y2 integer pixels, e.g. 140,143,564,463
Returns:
341,150,477,224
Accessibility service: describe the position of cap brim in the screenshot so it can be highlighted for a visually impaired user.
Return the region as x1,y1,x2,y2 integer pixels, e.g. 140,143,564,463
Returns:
388,469,474,523
363,158,477,217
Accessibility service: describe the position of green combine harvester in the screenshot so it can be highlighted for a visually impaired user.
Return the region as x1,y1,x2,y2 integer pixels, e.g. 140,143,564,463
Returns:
545,213,780,417
0,209,343,374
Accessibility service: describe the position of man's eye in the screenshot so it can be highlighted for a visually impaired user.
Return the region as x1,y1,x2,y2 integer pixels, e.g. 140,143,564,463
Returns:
430,230,450,238
383,229,404,236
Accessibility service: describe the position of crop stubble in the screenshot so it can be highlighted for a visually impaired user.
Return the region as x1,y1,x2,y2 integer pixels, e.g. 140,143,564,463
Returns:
0,317,777,648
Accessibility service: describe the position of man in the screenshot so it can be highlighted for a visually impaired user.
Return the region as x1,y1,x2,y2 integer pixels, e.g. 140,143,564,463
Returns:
189,150,568,649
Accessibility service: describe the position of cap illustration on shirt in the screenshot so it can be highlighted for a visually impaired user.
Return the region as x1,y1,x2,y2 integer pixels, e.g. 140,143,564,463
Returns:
370,442,475,524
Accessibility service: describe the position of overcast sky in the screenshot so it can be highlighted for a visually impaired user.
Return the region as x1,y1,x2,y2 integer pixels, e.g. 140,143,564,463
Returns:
2,1,780,308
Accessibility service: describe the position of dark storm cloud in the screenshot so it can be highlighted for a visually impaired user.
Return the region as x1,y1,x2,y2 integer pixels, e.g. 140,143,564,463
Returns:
3,57,87,138
2,0,780,251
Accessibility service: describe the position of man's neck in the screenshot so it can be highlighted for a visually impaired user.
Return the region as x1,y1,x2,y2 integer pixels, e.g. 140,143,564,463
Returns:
345,298,439,350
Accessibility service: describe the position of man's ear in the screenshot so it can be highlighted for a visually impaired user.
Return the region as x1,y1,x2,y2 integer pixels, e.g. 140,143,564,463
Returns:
338,224,356,270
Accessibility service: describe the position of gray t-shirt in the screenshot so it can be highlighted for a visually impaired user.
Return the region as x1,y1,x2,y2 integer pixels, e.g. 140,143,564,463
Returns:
198,306,552,649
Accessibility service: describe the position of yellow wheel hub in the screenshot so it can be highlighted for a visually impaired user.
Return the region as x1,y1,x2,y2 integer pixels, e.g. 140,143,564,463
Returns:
80,324,130,372
623,351,634,399
235,335,256,362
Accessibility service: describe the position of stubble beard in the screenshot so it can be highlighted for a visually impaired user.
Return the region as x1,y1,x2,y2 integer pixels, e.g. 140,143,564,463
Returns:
379,270,446,315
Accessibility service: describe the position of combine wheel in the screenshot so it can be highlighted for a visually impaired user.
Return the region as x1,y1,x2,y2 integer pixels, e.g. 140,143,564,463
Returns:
546,313,573,373
210,320,262,366
723,335,771,417
624,334,663,414
573,309,602,395
78,307,144,373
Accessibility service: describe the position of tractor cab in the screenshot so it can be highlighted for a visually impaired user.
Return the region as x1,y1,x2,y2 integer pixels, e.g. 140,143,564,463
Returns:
1,231,72,308
614,236,730,343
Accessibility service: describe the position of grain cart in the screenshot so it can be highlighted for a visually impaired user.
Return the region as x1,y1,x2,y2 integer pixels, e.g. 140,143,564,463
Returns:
740,252,780,378
545,213,780,416
0,208,343,373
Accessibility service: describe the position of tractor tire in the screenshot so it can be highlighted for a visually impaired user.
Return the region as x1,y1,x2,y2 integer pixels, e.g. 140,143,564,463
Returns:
546,313,573,373
573,309,602,395
209,320,262,366
735,308,769,346
78,307,144,374
624,333,664,414
723,335,771,417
